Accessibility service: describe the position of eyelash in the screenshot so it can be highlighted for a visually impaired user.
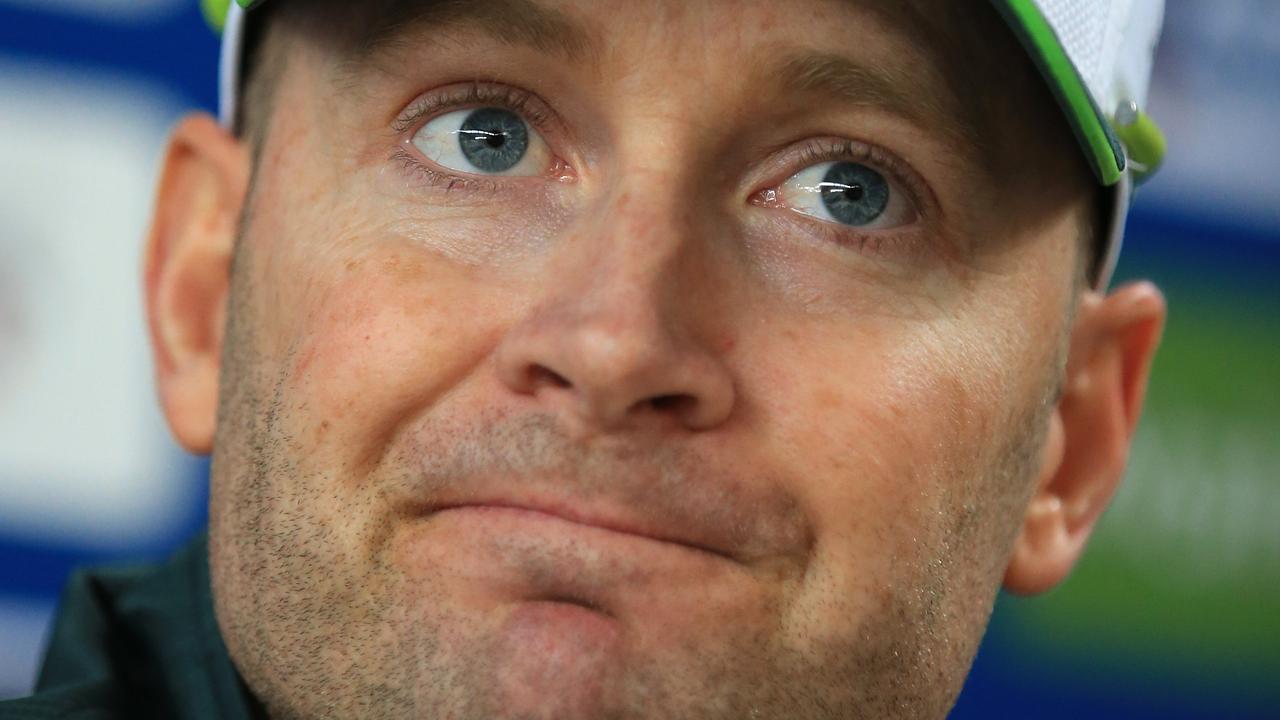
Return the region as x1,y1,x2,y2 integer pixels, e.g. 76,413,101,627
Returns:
757,138,933,257
391,82,563,193
393,82,554,133
389,86,933,260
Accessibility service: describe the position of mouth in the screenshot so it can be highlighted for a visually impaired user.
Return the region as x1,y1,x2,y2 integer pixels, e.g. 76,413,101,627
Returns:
396,497,751,617
426,500,739,563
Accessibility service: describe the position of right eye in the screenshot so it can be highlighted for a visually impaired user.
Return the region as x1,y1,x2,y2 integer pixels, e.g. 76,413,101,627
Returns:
411,107,553,177
777,161,917,231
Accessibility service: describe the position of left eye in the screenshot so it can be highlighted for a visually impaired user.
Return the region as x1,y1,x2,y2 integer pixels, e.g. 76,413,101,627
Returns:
778,161,917,230
411,107,552,176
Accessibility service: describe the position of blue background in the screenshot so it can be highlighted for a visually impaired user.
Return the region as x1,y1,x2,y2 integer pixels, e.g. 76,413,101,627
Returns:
1,2,1276,716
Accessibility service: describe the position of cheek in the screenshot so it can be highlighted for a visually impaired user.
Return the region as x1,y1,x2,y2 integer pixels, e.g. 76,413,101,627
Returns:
280,247,510,479
242,123,525,481
757,309,1040,624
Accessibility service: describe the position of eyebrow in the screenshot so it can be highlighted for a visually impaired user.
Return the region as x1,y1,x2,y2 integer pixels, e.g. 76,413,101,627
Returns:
776,50,982,155
351,0,597,63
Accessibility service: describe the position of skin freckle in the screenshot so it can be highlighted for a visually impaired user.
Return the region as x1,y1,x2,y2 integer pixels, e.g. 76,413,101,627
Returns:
184,2,1163,719
292,345,319,380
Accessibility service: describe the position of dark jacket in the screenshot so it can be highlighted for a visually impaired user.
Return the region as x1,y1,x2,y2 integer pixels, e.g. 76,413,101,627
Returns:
0,536,260,719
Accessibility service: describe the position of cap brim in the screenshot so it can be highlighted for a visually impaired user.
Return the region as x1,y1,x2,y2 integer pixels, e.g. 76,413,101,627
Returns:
991,0,1127,186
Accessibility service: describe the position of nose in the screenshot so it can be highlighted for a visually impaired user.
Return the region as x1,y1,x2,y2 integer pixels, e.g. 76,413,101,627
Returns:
495,191,737,435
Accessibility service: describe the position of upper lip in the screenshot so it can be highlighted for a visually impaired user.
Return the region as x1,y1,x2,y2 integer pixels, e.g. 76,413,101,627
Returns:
422,492,741,562
400,415,809,569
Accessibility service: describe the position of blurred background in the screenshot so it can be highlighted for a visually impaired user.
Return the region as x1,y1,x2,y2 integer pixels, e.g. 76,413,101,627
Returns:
0,1,1276,716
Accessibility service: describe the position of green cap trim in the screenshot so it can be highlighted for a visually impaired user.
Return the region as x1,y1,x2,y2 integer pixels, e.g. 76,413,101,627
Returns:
993,0,1127,186
202,0,263,31
200,0,231,32
1115,108,1166,181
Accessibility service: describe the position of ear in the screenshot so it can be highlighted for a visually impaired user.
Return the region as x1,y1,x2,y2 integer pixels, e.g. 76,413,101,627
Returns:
144,114,250,454
1003,281,1166,595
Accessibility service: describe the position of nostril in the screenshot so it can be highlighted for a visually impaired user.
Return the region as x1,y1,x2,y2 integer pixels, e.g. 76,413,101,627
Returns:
529,364,571,390
648,394,688,412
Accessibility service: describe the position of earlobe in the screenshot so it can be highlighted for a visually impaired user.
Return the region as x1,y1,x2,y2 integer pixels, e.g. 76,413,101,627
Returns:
1003,282,1166,595
1004,413,1072,595
144,114,250,454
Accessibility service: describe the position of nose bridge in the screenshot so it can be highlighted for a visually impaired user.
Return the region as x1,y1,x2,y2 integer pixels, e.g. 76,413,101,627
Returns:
494,157,736,434
598,107,715,259
585,169,694,305
553,131,716,330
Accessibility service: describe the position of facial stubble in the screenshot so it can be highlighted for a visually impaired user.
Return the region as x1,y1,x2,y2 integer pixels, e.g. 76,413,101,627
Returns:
207,238,1058,720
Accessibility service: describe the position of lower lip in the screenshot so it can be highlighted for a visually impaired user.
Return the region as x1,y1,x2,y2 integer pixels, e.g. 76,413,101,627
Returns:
432,504,704,555
399,504,731,597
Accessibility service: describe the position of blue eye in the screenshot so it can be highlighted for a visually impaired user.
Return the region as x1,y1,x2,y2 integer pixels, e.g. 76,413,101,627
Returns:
817,163,889,225
779,161,916,230
412,107,552,176
457,108,529,172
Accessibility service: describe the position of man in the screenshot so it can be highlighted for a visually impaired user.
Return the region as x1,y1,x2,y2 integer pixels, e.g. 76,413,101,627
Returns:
3,0,1169,717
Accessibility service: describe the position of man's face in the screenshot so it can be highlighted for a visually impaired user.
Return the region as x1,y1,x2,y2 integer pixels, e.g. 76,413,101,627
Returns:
205,0,1091,717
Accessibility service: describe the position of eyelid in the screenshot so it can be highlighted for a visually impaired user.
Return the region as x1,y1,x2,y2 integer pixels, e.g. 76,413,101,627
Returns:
744,138,942,264
756,138,935,220
391,82,574,192
392,82,561,140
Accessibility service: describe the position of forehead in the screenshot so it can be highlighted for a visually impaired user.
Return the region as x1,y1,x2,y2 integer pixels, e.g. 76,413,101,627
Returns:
318,0,980,54
267,0,1064,185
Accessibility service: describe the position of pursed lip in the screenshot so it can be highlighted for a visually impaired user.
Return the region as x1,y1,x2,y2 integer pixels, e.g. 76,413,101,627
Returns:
419,494,741,563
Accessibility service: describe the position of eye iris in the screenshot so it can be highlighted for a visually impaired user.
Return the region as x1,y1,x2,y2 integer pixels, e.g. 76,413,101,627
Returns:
457,108,529,173
819,163,889,226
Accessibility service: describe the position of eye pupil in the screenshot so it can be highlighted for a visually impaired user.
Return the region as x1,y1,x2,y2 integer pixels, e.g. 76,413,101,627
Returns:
458,108,529,173
820,163,888,226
